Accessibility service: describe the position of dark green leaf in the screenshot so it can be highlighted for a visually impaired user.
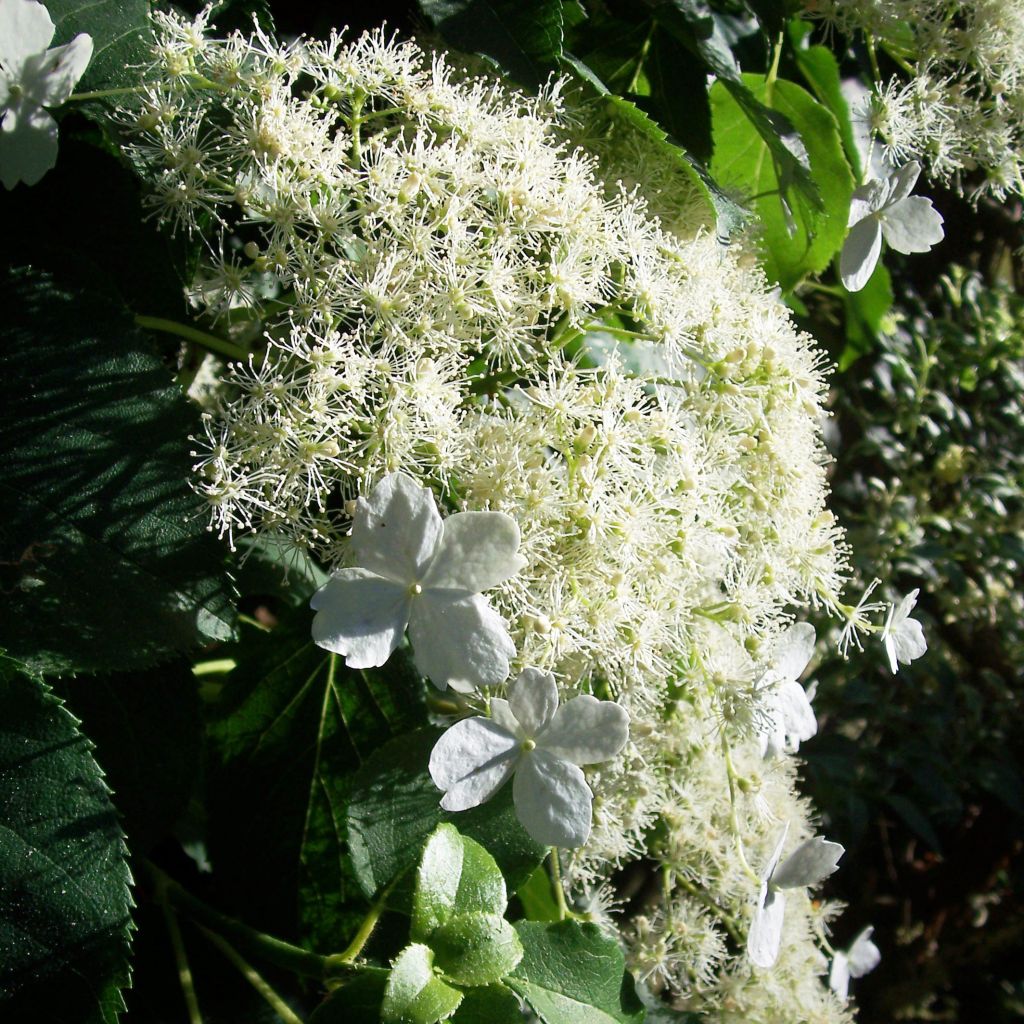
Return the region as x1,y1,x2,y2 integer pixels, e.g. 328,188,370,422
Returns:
884,793,943,852
207,613,424,947
507,920,644,1024
515,863,562,922
841,261,894,369
412,824,508,939
451,984,524,1023
645,29,713,162
309,972,388,1024
55,661,202,854
346,729,546,900
710,75,853,288
0,661,133,1023
419,0,567,89
0,270,235,675
48,0,153,92
381,944,463,1024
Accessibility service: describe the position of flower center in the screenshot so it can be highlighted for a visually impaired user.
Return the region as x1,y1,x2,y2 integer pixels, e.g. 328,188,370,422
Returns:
409,582,423,596
521,738,536,752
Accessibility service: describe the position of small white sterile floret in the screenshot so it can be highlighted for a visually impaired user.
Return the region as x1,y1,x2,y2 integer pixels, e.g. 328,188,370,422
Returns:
0,0,93,188
829,925,881,1001
840,162,944,291
310,471,525,692
756,622,818,759
880,588,927,673
747,823,845,968
428,666,630,847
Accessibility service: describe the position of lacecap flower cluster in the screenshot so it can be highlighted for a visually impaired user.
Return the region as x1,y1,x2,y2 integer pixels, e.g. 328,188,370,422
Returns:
112,10,920,1019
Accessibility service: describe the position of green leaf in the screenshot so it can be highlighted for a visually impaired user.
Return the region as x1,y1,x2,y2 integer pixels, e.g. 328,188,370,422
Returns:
347,728,546,901
653,1,821,212
413,824,508,938
55,661,202,854
207,612,424,946
0,661,133,1023
0,270,235,675
507,921,645,1024
789,34,863,181
450,984,525,1024
419,0,567,89
309,973,388,1024
382,944,464,1024
645,29,713,162
431,912,524,986
515,863,563,922
840,261,894,369
47,0,153,92
710,75,854,288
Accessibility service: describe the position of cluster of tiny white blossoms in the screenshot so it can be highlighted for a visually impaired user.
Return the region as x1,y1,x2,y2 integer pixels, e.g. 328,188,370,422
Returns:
815,0,1024,199
113,10,916,1018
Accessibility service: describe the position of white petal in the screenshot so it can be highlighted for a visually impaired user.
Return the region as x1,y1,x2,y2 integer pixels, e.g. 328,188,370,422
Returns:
772,836,844,889
538,695,629,765
350,472,442,584
421,511,526,593
512,750,593,848
847,926,881,977
747,888,786,968
776,680,817,749
839,215,883,292
829,951,851,1000
770,622,816,681
0,99,57,189
509,667,559,737
489,697,520,736
21,34,93,106
762,823,790,883
0,0,55,73
892,617,927,665
429,717,519,811
0,69,11,107
886,161,921,206
892,588,920,625
881,196,944,254
310,568,410,669
408,593,515,692
848,179,886,225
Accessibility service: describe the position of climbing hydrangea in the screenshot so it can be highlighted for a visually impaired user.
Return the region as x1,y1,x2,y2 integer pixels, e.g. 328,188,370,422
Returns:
115,11,891,1021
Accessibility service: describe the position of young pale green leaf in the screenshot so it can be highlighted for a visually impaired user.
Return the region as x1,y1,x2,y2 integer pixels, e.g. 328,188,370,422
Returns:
419,0,568,90
450,984,524,1023
347,728,546,900
710,75,854,289
207,610,424,946
0,661,133,1024
382,944,464,1024
430,912,524,987
0,270,235,675
47,0,153,92
55,661,201,854
413,824,507,939
507,920,645,1024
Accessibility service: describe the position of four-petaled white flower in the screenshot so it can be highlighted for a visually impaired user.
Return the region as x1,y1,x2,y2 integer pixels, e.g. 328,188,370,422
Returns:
0,0,93,189
880,588,927,674
310,472,525,692
756,622,818,759
428,667,630,848
829,925,881,1001
839,162,944,292
747,823,845,968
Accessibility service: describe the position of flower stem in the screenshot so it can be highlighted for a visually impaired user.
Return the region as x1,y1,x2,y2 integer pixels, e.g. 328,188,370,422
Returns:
548,848,571,921
199,927,304,1024
146,863,331,981
67,86,145,102
135,315,249,362
154,871,204,1024
326,876,398,968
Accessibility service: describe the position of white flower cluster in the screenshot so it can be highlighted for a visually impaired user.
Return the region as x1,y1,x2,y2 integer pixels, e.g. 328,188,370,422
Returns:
817,0,1024,199
118,12,895,1019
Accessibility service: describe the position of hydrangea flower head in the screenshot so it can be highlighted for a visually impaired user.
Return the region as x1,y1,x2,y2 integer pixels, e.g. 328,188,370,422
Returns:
829,925,881,1000
747,824,845,968
756,622,818,758
880,588,927,673
311,472,524,692
428,667,629,847
840,162,944,291
0,0,92,189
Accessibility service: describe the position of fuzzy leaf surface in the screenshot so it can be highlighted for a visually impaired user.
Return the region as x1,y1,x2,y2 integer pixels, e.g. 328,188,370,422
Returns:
47,0,152,91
